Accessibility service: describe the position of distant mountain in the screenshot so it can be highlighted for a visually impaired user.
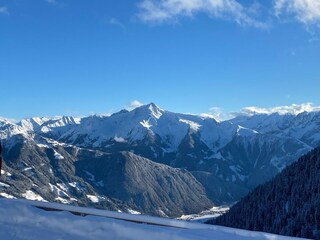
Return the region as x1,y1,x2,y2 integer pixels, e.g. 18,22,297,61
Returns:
76,151,212,217
1,103,320,216
210,147,320,239
0,132,212,217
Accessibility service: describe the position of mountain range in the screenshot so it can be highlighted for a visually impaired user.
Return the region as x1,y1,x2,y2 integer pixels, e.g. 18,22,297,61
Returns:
1,103,319,217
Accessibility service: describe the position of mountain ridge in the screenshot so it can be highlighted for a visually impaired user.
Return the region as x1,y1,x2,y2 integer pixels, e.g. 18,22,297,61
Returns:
1,103,320,216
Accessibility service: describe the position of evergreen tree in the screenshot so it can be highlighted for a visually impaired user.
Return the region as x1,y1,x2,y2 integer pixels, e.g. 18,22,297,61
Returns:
208,147,320,239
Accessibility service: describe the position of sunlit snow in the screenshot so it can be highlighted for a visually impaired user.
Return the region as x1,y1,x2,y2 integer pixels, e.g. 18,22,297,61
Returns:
0,199,299,240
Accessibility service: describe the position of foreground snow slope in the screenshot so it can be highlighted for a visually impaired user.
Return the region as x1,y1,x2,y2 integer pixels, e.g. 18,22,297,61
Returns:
0,199,302,240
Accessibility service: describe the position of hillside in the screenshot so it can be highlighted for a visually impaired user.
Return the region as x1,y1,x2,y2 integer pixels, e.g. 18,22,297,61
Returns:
210,147,320,239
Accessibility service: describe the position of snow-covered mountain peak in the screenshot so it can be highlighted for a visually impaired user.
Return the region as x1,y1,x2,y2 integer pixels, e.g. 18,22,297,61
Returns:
18,117,50,132
0,123,30,140
0,117,14,127
43,116,80,127
16,116,81,136
1,103,320,219
148,103,163,119
134,103,164,120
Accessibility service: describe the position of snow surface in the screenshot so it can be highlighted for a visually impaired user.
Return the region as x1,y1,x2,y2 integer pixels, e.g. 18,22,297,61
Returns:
0,198,301,240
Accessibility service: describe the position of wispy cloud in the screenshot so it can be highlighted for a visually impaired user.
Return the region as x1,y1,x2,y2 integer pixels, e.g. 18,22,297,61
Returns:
0,6,9,15
46,0,58,5
109,18,127,32
274,0,320,28
137,0,269,28
45,0,65,7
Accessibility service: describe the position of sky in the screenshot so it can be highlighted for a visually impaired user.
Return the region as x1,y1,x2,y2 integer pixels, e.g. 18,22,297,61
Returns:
0,0,320,119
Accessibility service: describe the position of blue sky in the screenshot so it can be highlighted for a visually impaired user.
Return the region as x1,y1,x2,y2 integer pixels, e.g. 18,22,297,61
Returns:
0,0,320,119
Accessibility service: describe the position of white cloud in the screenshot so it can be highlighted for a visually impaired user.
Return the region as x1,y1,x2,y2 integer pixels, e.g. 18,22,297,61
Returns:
206,107,224,121
127,100,144,110
274,0,320,27
201,107,235,122
239,103,320,116
199,113,217,119
204,103,320,121
0,6,9,15
137,0,269,28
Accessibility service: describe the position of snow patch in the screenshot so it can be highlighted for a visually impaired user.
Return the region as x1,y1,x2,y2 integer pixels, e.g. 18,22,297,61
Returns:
179,119,201,132
140,120,152,129
178,206,230,223
114,135,127,143
0,192,16,199
237,125,258,137
49,183,70,198
56,183,69,193
148,104,163,119
86,195,105,203
22,190,47,202
54,151,64,160
22,167,33,172
68,182,84,191
127,209,141,215
157,209,168,217
0,182,10,188
0,170,12,177
37,143,50,148
55,197,71,204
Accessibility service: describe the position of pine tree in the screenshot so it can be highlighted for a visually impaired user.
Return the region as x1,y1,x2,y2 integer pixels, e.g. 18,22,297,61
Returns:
209,147,320,239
